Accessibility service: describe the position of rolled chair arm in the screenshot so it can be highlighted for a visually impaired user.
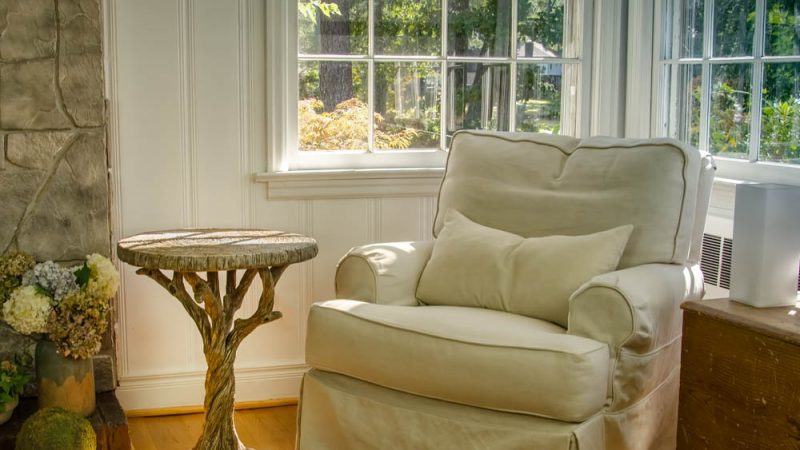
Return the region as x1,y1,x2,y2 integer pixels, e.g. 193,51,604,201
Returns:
568,263,704,411
568,263,705,354
335,241,434,306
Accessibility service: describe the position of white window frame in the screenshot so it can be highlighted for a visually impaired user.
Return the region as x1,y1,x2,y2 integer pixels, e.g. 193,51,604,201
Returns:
265,0,594,176
650,0,800,187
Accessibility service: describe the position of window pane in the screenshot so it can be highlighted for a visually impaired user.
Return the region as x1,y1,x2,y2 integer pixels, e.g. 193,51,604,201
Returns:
517,0,572,58
666,64,703,147
448,0,512,57
375,0,441,56
680,0,705,58
765,0,800,56
374,62,442,150
446,63,511,136
713,0,755,57
298,61,369,150
760,63,800,163
298,0,368,55
515,64,562,133
710,63,752,158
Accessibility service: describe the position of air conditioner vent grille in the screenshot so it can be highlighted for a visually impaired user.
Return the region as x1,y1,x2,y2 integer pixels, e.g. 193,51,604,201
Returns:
700,234,721,286
720,238,733,290
700,233,800,291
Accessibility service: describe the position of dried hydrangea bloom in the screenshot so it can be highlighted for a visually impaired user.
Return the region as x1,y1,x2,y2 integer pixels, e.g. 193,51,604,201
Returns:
22,261,78,304
0,252,35,278
2,286,52,335
0,251,36,307
0,360,17,374
47,289,110,359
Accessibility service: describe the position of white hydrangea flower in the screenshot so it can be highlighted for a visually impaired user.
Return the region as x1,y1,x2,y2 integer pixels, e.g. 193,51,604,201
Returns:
2,286,52,334
86,254,120,300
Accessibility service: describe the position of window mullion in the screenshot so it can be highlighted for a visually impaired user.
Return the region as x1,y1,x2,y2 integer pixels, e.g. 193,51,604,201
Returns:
749,0,766,162
656,0,677,139
666,62,678,137
698,0,714,152
508,0,518,132
669,0,679,60
440,0,448,150
368,0,375,153
699,64,711,150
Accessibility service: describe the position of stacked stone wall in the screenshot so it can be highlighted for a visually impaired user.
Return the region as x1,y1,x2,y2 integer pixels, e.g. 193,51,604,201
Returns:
0,0,114,392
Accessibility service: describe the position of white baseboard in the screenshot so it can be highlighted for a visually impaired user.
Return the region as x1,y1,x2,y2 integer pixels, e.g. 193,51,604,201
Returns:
116,364,308,411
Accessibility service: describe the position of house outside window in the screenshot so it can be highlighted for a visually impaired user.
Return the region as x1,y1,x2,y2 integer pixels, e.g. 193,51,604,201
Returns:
657,0,800,183
269,0,593,172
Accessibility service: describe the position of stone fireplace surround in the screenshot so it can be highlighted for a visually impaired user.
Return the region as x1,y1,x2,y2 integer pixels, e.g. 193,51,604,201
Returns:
0,0,116,397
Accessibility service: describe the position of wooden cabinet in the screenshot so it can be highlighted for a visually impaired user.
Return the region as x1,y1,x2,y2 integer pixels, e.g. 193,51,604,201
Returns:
678,298,800,449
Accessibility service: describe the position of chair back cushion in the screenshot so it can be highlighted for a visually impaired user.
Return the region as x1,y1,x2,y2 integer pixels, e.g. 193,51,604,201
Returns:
434,131,705,268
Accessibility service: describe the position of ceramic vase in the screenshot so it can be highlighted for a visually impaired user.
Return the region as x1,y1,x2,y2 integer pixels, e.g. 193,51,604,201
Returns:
35,340,95,417
0,395,18,425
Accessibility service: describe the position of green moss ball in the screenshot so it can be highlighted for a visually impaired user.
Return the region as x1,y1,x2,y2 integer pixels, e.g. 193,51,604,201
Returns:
15,407,96,450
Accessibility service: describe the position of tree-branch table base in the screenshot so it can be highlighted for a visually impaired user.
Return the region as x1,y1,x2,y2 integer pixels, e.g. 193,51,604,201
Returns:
118,230,317,450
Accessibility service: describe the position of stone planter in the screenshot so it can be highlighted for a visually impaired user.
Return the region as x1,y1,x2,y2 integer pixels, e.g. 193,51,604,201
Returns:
35,340,95,417
0,396,18,425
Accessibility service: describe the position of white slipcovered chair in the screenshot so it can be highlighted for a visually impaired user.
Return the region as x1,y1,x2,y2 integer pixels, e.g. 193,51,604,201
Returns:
297,131,715,450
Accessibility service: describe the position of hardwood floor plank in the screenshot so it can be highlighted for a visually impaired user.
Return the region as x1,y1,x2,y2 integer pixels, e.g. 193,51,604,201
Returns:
128,406,297,450
240,408,295,449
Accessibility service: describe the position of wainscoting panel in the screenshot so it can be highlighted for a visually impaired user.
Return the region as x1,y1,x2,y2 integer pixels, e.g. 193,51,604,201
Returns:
192,0,253,230
310,199,372,303
110,0,195,392
380,197,434,243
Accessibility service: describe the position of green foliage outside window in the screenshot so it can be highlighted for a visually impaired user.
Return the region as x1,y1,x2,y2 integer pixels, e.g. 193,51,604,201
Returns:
676,0,800,164
298,0,570,150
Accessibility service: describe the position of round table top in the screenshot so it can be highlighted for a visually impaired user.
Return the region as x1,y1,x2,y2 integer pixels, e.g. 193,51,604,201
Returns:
117,229,318,271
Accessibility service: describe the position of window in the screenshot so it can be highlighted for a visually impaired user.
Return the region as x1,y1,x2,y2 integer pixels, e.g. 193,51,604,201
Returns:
270,0,592,171
658,0,800,175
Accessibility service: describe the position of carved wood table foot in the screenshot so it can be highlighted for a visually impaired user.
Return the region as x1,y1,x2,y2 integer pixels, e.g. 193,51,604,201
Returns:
117,229,318,450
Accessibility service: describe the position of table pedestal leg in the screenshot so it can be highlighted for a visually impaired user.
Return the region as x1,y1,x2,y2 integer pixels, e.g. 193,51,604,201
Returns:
137,266,285,450
195,352,242,450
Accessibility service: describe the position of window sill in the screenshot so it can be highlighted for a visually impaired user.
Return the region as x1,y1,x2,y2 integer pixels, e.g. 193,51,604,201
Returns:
709,158,800,219
254,166,793,211
254,168,445,200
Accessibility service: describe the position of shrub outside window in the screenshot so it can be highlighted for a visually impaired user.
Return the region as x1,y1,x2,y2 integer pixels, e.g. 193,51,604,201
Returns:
295,0,589,161
659,0,800,166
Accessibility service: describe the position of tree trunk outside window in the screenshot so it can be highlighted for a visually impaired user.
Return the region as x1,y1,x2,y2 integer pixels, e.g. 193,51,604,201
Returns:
320,0,354,112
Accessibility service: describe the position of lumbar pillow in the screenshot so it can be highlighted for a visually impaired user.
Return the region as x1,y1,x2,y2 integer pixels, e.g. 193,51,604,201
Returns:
416,209,633,327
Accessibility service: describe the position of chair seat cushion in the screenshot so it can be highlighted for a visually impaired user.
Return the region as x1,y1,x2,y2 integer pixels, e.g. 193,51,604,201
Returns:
306,300,610,422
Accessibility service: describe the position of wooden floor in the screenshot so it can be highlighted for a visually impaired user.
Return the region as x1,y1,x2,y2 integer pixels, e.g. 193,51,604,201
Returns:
128,406,297,450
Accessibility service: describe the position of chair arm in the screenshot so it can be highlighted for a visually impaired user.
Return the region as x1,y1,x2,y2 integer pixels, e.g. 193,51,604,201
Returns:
567,263,705,354
335,241,434,306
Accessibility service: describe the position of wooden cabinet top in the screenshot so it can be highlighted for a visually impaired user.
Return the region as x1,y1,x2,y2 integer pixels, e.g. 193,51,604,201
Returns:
682,298,800,346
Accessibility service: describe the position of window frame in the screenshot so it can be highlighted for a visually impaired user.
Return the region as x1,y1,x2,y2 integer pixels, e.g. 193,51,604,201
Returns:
651,0,800,186
267,0,595,173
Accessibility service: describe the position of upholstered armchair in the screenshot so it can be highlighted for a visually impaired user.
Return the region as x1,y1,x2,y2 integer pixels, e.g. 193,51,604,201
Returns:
298,131,715,450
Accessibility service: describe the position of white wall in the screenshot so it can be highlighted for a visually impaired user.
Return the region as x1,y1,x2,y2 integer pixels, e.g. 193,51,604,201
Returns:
105,0,438,410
